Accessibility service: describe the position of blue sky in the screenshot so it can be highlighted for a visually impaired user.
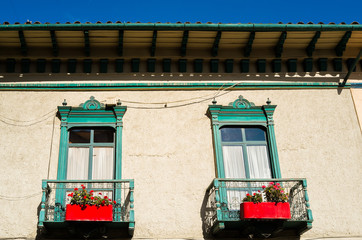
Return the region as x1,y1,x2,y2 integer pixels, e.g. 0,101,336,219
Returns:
0,0,361,24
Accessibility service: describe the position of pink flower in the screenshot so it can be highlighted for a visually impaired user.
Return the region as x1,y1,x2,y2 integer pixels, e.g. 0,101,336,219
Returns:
99,193,102,195
281,190,284,193
262,185,266,189
74,188,78,191
276,183,280,186
90,190,94,193
104,196,108,199
253,193,256,196
258,190,261,193
113,201,116,204
83,196,87,199
246,193,250,196
269,182,274,185
91,197,94,200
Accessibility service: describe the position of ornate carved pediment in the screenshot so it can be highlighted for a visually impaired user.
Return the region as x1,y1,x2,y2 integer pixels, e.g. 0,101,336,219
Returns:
80,96,104,110
229,95,255,109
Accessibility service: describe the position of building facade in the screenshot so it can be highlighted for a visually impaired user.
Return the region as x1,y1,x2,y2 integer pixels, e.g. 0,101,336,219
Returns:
0,22,361,240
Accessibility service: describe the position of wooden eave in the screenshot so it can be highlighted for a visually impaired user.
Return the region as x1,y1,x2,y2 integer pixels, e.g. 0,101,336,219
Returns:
0,23,361,59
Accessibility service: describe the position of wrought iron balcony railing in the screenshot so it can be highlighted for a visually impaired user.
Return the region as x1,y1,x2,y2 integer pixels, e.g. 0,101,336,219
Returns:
205,178,313,236
38,179,134,236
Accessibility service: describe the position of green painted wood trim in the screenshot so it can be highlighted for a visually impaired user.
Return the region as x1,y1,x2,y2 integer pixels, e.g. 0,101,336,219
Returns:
51,59,61,73
210,59,219,73
212,31,222,57
118,30,124,57
244,31,255,57
287,59,298,72
131,58,140,72
84,30,90,57
179,59,187,72
18,30,27,56
162,58,171,72
151,30,157,57
272,59,282,73
335,31,351,57
38,179,48,227
318,58,328,71
181,30,189,57
256,59,266,73
115,59,124,73
37,59,46,73
262,104,282,178
240,59,249,73
99,59,108,73
208,96,282,179
67,59,77,73
333,58,343,71
6,58,16,73
83,59,92,73
0,82,347,91
21,58,30,73
57,106,71,180
306,31,320,57
225,59,234,73
50,30,58,57
275,31,287,58
303,58,313,72
1,23,361,31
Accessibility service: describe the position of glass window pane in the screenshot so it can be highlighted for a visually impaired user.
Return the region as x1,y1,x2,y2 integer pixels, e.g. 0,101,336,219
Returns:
94,128,114,143
221,127,242,142
69,129,91,143
245,128,266,141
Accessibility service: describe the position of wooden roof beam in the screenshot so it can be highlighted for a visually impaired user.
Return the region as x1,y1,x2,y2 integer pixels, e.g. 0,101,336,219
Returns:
151,30,157,57
18,31,27,56
244,31,255,57
340,49,362,87
335,31,352,57
118,30,124,56
275,31,287,58
181,30,189,57
50,30,59,57
84,30,90,57
212,31,222,57
306,31,321,57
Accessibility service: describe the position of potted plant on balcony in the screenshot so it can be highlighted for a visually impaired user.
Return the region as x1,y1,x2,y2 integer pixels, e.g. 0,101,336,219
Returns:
240,182,291,220
65,185,116,221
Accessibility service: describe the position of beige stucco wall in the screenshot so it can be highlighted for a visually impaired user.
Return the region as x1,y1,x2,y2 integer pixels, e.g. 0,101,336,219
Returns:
351,88,362,131
0,87,361,240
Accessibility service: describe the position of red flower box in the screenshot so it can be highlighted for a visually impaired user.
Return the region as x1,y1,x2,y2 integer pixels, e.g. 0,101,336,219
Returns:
65,204,113,221
240,202,291,220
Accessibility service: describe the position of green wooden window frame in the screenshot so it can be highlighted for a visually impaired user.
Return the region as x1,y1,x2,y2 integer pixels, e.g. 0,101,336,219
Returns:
57,96,127,180
207,96,281,178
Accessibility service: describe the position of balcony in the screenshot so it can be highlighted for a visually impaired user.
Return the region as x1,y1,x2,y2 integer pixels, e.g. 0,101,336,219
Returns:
205,178,313,238
38,179,134,238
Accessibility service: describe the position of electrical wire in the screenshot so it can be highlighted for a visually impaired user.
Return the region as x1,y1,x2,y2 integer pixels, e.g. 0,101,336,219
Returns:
0,109,57,127
0,192,42,201
0,109,56,122
124,81,242,109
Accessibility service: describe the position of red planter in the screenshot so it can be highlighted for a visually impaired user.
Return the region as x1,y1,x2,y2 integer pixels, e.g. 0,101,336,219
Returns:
65,204,113,221
240,202,291,220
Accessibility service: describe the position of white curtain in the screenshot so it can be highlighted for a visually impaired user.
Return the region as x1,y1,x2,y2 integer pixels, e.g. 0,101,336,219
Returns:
222,146,246,210
92,147,114,179
247,145,272,178
222,146,246,178
67,147,89,180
